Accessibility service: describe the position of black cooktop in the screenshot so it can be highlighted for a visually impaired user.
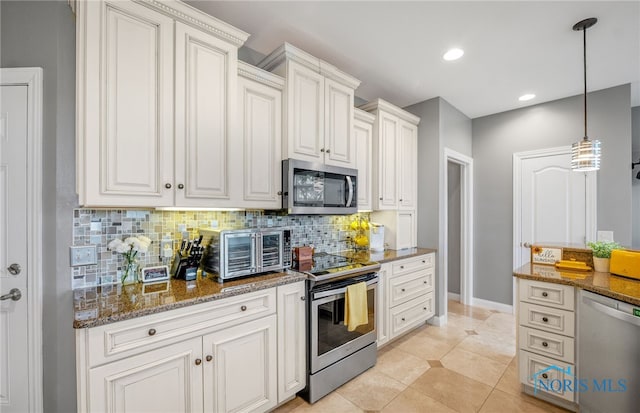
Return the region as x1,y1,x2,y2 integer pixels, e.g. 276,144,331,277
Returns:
301,252,380,282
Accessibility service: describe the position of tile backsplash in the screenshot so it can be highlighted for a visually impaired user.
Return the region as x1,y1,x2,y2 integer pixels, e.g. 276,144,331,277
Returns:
71,209,369,289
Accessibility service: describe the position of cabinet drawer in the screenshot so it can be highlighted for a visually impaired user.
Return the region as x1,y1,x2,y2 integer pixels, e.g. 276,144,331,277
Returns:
519,279,574,311
85,288,276,367
389,293,433,339
519,302,574,337
391,253,434,275
388,268,434,307
518,326,575,363
518,350,575,402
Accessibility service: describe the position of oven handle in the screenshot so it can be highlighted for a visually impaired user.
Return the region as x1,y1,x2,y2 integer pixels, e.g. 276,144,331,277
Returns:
313,278,377,300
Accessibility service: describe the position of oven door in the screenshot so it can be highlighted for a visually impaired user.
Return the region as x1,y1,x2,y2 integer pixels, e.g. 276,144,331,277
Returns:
310,276,377,373
258,230,283,272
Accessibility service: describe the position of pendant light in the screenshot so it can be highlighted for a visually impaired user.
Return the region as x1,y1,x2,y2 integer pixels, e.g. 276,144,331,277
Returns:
571,17,601,172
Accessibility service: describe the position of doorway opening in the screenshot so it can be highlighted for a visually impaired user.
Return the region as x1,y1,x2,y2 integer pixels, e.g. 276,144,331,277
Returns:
443,148,473,316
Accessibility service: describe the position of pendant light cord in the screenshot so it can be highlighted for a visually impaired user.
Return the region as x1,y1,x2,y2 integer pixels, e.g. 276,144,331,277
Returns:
583,26,588,140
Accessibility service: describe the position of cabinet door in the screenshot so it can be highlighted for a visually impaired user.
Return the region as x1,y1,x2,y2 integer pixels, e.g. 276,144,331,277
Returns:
376,112,399,210
203,316,278,413
286,60,325,163
354,116,373,211
396,210,417,249
324,79,355,167
88,338,203,413
237,75,283,209
398,120,417,210
174,22,239,207
81,0,174,207
277,282,306,402
377,263,391,347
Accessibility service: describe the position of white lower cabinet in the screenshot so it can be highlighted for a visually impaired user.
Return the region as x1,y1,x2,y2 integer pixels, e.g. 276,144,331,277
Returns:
204,316,278,412
77,282,305,413
376,263,390,347
516,278,577,408
378,253,435,347
89,338,203,413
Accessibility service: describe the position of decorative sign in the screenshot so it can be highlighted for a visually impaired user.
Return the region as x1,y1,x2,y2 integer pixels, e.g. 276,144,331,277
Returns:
531,246,563,266
141,265,170,283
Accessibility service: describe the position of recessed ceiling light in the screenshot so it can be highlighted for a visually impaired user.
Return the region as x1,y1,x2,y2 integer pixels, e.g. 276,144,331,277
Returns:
518,94,536,102
443,48,464,61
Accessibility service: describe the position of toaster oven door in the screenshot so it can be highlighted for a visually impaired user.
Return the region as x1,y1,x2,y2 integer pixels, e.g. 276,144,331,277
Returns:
259,231,284,272
222,232,256,277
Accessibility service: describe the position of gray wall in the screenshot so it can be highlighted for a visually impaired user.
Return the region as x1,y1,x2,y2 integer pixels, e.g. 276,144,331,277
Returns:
473,85,633,305
447,161,461,295
1,1,77,412
633,106,640,249
404,97,472,317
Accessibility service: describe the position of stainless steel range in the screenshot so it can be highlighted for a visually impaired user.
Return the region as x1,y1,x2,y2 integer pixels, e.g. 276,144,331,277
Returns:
300,253,381,403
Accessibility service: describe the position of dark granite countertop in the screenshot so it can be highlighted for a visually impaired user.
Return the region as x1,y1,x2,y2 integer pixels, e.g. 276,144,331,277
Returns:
514,263,640,307
340,247,437,264
73,270,307,329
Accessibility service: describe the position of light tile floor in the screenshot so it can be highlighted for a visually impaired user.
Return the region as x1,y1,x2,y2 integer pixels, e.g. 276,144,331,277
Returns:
274,300,570,413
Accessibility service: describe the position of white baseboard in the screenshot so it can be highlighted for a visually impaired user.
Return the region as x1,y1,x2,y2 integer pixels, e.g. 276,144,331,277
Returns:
428,314,448,326
447,292,460,301
471,297,514,314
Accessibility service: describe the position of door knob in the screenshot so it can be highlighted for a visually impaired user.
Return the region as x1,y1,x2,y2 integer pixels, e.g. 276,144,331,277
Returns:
7,263,21,275
523,242,532,248
1,288,22,301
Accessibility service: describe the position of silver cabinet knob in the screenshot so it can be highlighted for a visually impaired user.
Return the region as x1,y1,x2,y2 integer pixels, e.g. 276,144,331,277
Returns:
320,148,325,153
177,183,184,189
326,149,331,153
7,263,21,275
523,242,532,248
1,288,22,301
165,183,172,189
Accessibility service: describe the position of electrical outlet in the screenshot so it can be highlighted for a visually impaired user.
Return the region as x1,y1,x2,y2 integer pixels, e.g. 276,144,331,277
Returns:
70,245,97,267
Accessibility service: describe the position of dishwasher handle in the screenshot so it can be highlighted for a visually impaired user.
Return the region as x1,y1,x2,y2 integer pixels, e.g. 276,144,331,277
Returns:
583,296,640,328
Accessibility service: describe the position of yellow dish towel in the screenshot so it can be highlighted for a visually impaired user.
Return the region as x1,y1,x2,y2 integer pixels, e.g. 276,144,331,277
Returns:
345,282,368,332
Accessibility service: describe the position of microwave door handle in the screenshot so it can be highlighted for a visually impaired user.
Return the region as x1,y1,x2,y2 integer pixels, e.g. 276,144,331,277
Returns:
345,176,354,207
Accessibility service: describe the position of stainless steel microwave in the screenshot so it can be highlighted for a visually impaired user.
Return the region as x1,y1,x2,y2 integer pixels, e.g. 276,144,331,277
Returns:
283,159,357,214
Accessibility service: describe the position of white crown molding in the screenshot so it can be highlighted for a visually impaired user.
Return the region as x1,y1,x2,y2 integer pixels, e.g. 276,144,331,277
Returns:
354,107,376,123
238,61,285,90
359,98,421,125
135,0,250,47
258,42,361,90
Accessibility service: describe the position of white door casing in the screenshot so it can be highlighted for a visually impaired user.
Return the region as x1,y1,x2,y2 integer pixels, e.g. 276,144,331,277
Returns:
0,68,43,413
440,148,474,314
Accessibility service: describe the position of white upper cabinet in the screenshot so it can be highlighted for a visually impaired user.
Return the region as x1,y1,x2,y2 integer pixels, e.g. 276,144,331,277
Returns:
76,0,249,207
174,22,240,207
354,109,375,211
324,78,355,167
258,43,360,168
398,120,418,210
237,62,285,210
359,98,420,211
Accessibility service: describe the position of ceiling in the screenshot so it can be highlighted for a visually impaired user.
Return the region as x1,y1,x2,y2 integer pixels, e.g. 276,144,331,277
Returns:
185,1,640,119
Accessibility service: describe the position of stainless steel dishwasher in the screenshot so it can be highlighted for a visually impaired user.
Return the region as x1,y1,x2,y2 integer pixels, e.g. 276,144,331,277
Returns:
578,290,640,413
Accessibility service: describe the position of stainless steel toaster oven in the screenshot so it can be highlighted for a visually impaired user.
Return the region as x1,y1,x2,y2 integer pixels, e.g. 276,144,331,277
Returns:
200,228,292,282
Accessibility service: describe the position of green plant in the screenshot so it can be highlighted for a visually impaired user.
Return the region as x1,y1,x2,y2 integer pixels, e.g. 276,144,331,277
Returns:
587,241,622,259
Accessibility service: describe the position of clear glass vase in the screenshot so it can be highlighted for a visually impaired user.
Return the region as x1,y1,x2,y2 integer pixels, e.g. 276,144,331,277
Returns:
121,261,139,285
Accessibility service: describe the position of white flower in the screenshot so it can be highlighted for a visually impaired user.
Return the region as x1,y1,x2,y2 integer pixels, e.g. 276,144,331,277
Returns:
108,239,123,250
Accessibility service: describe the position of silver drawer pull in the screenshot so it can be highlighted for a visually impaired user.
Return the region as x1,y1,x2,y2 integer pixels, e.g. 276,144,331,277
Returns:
423,281,427,284
423,307,427,310
401,288,405,292
542,341,549,347
542,292,549,297
400,265,404,269
206,355,213,362
542,317,549,323
241,305,247,311
422,260,426,264
401,317,405,322
195,358,202,366
148,328,156,336
542,373,548,379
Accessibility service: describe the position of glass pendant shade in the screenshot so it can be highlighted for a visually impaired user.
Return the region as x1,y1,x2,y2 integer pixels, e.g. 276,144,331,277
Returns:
571,137,601,171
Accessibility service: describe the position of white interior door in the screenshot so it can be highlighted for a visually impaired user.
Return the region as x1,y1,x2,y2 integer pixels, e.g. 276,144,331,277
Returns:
515,148,596,267
0,84,29,412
